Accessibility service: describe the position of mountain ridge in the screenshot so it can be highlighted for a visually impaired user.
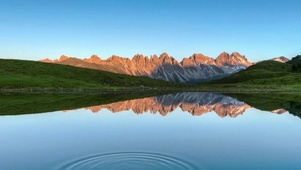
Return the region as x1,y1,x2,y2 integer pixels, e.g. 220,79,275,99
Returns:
40,52,253,83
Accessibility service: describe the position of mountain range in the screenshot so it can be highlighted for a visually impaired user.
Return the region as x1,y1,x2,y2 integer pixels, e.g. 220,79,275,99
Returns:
40,52,252,83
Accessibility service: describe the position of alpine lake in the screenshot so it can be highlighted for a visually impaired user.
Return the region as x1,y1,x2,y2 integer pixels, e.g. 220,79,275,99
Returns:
1,92,301,170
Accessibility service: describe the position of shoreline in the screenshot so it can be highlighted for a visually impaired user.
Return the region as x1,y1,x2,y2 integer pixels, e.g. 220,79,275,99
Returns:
1,88,301,94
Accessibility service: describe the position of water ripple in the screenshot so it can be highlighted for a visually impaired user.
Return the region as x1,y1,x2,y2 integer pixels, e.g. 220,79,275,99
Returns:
55,152,199,170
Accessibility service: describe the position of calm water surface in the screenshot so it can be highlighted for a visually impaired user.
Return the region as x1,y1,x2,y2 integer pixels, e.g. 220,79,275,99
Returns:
0,92,301,169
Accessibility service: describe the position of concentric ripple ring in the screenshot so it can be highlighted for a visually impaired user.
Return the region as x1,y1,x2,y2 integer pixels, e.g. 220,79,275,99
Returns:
55,152,199,170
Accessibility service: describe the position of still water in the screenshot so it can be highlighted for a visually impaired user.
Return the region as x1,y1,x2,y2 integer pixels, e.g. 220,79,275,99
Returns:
0,92,301,169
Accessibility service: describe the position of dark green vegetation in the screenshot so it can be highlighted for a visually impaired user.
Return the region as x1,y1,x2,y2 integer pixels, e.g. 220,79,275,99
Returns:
204,60,301,91
228,93,301,118
0,59,184,90
288,55,301,72
0,92,171,115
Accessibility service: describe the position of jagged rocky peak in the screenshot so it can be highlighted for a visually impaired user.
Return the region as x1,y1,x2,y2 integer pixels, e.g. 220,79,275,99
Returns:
149,54,158,61
230,52,246,61
159,52,170,60
215,52,230,66
39,58,52,62
231,52,243,56
150,54,160,64
272,56,290,63
132,54,145,62
132,54,143,60
216,52,252,66
84,55,102,64
150,54,158,60
39,55,69,62
181,57,195,67
59,55,69,61
90,54,101,60
159,52,173,63
107,55,121,61
132,54,152,67
232,52,252,66
219,51,230,57
190,53,215,65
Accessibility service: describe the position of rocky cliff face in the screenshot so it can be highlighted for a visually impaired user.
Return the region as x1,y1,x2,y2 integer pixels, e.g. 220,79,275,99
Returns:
40,52,252,83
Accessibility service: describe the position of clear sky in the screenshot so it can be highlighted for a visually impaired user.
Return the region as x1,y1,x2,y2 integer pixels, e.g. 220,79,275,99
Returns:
0,0,300,62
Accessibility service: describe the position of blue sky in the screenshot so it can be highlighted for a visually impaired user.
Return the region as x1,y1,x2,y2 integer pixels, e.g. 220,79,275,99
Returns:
0,0,300,62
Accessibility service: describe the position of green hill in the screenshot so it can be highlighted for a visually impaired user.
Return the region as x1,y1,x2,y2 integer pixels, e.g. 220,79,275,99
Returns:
0,59,184,90
288,55,301,64
288,55,301,72
205,60,301,90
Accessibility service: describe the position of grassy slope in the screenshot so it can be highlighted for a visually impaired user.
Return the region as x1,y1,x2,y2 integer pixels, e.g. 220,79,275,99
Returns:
0,59,184,89
203,60,301,90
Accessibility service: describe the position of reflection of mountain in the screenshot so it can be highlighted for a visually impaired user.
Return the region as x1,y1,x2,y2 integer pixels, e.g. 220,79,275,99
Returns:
272,109,287,114
84,92,253,117
2,92,300,117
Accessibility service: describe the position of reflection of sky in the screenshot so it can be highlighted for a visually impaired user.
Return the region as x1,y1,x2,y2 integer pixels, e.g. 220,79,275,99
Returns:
0,108,301,169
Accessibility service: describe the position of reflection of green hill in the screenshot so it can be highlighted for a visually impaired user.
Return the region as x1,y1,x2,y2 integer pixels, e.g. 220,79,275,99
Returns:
289,102,301,116
0,92,166,116
227,93,301,118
